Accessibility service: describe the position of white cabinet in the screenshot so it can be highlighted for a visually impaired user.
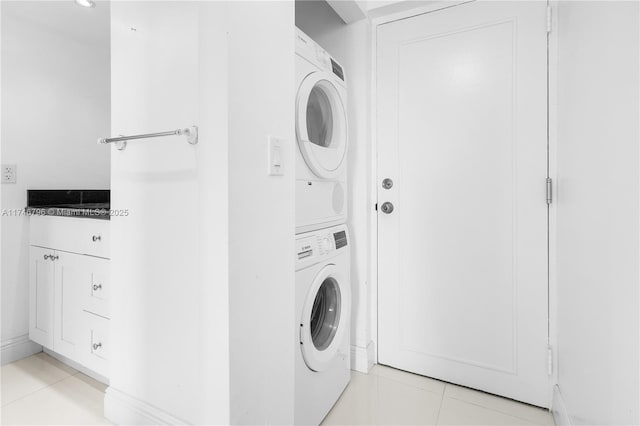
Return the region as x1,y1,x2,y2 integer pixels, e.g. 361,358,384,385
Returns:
29,246,55,348
29,216,110,379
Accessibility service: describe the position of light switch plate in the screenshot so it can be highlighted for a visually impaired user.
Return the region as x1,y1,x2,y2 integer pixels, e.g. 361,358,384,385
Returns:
268,137,284,176
2,164,16,184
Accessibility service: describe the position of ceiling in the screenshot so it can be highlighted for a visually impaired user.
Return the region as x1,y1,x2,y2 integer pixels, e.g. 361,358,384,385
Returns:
2,0,110,47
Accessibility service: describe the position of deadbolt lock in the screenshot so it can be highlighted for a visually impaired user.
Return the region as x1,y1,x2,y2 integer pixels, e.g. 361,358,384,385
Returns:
382,178,394,190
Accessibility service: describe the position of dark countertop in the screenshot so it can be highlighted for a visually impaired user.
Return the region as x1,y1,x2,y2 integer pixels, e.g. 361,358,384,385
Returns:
26,190,110,220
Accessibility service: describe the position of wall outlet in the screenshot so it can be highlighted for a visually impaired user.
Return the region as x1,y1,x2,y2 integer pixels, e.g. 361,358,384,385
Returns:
2,164,17,184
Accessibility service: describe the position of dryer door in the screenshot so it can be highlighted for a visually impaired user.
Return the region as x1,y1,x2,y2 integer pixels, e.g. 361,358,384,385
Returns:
300,264,350,372
296,72,347,179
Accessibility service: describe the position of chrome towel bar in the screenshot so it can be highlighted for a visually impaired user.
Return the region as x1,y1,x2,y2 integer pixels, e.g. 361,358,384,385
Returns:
98,126,198,151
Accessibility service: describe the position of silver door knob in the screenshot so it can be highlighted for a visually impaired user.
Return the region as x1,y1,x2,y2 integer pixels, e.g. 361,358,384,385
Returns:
382,178,394,189
381,202,394,214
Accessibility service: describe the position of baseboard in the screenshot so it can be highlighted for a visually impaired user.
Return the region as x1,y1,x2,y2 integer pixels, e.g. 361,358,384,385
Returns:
552,385,572,426
104,387,189,425
1,334,42,365
350,341,375,373
43,348,109,385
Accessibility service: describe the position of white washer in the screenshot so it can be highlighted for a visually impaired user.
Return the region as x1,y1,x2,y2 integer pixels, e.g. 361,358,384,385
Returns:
296,28,348,234
295,224,351,425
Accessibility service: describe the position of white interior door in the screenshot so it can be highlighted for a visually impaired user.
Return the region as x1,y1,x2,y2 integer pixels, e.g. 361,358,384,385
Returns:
377,1,550,407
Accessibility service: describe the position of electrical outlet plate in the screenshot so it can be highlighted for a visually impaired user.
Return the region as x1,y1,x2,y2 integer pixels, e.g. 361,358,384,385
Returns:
1,164,16,184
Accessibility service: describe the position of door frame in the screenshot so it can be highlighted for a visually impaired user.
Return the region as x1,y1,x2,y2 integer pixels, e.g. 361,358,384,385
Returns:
367,0,560,399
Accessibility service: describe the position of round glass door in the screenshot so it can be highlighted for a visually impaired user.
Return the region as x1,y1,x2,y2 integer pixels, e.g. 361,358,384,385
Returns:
300,265,350,372
307,86,334,148
296,73,347,179
310,277,340,351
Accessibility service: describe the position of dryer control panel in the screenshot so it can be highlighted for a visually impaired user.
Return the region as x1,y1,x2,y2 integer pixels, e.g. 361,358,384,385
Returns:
295,224,348,270
295,27,347,84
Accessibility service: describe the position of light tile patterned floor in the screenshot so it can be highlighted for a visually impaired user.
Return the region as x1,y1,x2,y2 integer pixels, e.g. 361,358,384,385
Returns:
1,353,555,425
1,353,111,425
323,365,555,426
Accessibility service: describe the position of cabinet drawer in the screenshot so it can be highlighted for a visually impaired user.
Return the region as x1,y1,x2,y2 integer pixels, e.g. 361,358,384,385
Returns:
80,257,110,318
81,311,109,378
30,215,109,258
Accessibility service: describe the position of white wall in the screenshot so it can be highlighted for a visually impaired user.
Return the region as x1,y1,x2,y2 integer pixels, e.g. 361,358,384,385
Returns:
555,2,639,425
295,0,374,372
227,2,295,424
106,2,294,424
365,0,403,11
107,2,230,423
0,1,110,363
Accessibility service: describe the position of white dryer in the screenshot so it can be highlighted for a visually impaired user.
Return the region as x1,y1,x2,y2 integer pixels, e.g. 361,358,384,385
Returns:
295,224,351,425
295,28,348,234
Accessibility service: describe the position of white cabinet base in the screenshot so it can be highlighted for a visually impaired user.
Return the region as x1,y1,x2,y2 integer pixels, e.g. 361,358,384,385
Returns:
29,216,110,380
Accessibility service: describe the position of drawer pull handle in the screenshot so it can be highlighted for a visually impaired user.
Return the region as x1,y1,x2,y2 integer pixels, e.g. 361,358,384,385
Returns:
93,284,102,291
92,235,102,242
44,254,58,261
93,342,102,350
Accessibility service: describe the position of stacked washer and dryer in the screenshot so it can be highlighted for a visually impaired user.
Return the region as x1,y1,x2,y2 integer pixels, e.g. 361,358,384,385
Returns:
294,28,351,426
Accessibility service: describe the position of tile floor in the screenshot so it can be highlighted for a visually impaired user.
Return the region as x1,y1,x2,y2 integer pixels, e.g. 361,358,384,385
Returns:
323,366,555,426
1,353,111,425
1,353,555,425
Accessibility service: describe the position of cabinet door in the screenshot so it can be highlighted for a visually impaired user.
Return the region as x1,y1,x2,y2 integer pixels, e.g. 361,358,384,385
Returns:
52,251,85,358
29,246,55,347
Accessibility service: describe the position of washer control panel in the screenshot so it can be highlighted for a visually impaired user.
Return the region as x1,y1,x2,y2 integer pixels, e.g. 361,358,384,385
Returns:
295,224,348,269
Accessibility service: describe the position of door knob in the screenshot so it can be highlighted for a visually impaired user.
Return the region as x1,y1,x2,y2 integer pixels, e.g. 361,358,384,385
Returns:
381,202,394,214
382,178,394,189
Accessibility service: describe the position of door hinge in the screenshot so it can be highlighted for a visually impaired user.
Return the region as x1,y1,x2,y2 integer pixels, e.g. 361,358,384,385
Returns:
547,346,554,376
546,178,553,204
546,4,552,33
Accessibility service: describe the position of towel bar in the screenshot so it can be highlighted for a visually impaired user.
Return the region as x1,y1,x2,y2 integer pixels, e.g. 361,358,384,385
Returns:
98,126,198,150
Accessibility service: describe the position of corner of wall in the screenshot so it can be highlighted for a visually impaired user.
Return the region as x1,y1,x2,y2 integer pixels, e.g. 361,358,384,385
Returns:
552,385,573,426
0,334,41,365
350,340,375,373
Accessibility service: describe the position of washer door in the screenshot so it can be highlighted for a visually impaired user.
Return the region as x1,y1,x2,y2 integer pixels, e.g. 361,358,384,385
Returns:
300,264,350,372
296,72,347,179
